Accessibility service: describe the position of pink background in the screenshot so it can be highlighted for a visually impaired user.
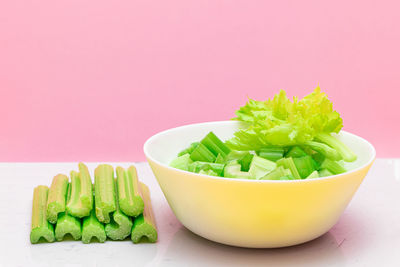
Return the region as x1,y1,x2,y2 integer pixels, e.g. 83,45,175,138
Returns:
0,1,399,161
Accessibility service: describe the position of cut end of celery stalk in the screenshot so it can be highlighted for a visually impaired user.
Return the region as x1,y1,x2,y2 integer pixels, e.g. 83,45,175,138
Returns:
31,185,55,244
94,164,116,223
54,212,82,241
82,209,106,244
169,153,193,171
248,155,277,179
105,210,133,240
131,182,157,243
47,174,69,224
116,166,144,217
306,170,319,179
105,177,133,240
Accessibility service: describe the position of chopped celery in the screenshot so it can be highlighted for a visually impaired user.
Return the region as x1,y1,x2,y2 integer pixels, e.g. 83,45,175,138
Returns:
260,166,291,180
238,153,254,172
320,159,346,175
199,169,218,176
170,153,193,171
276,157,301,179
190,143,216,163
293,156,316,179
200,132,231,158
188,162,225,176
315,133,357,162
31,186,55,243
248,155,277,179
306,170,319,179
279,175,295,180
257,147,284,162
225,150,249,161
304,141,341,161
311,151,325,169
214,153,225,164
319,168,333,177
285,146,307,158
178,142,199,156
224,161,252,179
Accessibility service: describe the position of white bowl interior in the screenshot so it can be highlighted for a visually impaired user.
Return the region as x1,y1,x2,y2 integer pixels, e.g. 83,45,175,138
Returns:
144,121,375,176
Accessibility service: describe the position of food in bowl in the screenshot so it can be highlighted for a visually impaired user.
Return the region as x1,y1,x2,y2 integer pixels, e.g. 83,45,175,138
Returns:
170,87,357,180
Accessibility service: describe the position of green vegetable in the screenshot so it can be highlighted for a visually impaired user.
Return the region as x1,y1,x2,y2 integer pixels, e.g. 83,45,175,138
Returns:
238,152,254,172
306,171,319,179
82,209,106,243
257,147,285,161
178,142,199,156
260,166,291,180
293,156,316,179
200,132,231,158
131,183,157,243
188,162,225,176
170,153,193,171
199,169,218,176
248,155,277,179
320,159,347,175
285,146,307,158
303,141,341,161
276,157,301,179
224,161,252,179
214,153,225,164
227,87,343,150
31,186,55,244
319,169,333,177
190,143,216,162
315,133,357,162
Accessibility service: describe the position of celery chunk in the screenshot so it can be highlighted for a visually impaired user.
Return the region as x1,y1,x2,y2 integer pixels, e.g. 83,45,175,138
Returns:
47,174,69,224
82,209,106,243
131,183,157,243
31,186,55,243
66,163,93,218
116,166,144,217
94,164,116,223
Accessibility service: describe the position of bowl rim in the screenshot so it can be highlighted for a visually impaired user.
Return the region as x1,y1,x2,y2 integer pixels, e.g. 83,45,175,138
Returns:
143,121,376,183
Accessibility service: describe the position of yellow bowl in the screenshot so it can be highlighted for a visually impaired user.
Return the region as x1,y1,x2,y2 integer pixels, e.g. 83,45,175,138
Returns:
144,121,375,248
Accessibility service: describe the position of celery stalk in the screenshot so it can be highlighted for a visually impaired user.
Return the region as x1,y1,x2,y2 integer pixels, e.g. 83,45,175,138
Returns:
319,169,333,177
306,170,319,179
285,146,307,158
47,174,69,224
105,179,133,240
31,186,55,243
304,141,342,161
190,143,216,162
257,147,285,161
248,155,277,179
66,163,93,218
200,132,231,158
82,209,106,243
116,166,144,217
276,157,301,179
320,159,346,175
55,183,82,241
94,164,116,223
315,133,357,162
170,153,193,171
293,156,316,179
260,166,291,180
224,161,252,179
238,152,254,172
131,183,157,243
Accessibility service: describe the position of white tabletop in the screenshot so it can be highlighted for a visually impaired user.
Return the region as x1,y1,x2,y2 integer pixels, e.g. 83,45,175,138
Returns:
0,160,399,267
